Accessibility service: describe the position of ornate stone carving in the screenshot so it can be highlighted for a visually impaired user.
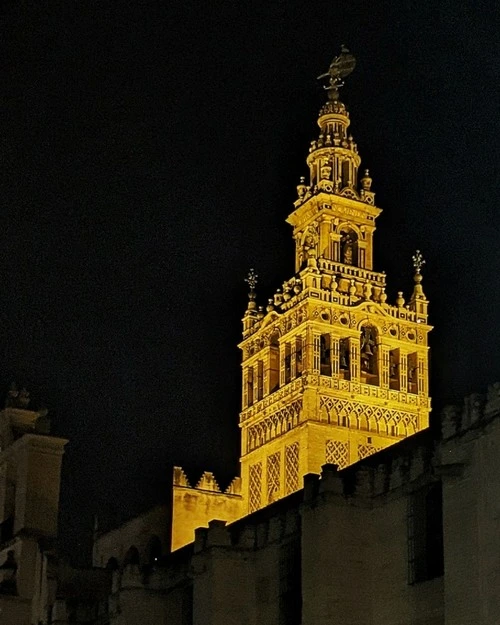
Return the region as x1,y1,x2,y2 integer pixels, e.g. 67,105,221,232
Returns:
249,463,262,512
285,442,300,494
267,452,281,504
325,440,349,469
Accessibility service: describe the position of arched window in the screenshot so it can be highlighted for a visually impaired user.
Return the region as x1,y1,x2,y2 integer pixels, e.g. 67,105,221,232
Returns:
105,557,119,571
123,546,140,567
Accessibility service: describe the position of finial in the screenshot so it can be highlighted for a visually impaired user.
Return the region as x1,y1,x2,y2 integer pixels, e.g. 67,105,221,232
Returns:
363,281,372,300
412,250,425,274
360,169,372,191
245,268,258,311
296,176,308,199
411,250,427,300
317,46,356,101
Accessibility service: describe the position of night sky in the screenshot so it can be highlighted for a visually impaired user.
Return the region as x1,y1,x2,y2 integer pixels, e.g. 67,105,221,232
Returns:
2,1,500,561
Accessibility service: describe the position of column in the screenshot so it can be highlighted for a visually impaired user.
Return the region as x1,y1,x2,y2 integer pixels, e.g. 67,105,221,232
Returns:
400,353,408,392
332,337,340,377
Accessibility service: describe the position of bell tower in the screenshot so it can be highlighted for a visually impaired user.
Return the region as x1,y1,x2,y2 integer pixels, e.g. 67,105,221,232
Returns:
239,48,431,514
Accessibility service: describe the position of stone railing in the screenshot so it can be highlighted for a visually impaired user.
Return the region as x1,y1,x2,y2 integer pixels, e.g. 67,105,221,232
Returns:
317,258,386,285
319,375,429,408
240,377,303,423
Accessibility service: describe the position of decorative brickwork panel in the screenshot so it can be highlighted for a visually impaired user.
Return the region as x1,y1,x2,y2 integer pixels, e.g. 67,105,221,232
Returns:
358,443,382,460
285,442,300,494
249,463,262,513
267,452,281,504
319,395,418,433
247,399,302,452
325,440,349,469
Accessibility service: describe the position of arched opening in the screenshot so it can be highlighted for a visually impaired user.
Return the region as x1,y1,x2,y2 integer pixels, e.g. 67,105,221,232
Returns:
360,326,379,385
123,546,140,567
105,557,119,571
340,228,358,266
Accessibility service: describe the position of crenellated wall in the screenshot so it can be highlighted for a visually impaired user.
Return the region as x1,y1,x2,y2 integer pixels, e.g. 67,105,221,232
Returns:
171,466,243,551
78,383,500,624
438,383,500,625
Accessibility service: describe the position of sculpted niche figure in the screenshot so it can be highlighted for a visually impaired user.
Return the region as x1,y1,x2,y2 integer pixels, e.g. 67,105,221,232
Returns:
341,233,355,265
301,225,319,268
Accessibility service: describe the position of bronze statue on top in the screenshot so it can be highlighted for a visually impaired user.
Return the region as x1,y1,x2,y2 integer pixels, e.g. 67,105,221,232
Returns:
317,45,356,100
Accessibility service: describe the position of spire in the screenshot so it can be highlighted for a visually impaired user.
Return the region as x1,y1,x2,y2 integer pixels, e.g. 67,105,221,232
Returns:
245,269,258,311
409,250,429,320
293,47,375,209
411,250,426,300
242,269,259,336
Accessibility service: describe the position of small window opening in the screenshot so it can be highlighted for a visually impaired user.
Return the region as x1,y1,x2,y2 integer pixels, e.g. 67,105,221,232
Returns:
408,353,418,394
295,338,303,377
284,344,292,384
320,334,332,376
339,338,350,379
247,367,254,406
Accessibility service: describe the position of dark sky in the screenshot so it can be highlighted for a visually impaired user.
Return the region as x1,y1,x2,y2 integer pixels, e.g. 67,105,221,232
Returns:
2,1,500,561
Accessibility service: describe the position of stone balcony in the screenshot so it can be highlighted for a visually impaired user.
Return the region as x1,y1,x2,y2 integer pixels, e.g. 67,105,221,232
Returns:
240,373,429,426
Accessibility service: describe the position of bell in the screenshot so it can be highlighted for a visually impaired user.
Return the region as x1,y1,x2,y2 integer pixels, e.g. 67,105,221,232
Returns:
364,344,373,356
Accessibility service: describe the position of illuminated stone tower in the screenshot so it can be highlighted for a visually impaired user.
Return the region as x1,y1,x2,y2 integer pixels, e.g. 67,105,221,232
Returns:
170,49,431,548
239,48,431,514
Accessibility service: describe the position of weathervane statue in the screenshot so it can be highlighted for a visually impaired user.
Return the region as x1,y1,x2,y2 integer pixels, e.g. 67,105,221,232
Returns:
317,45,356,100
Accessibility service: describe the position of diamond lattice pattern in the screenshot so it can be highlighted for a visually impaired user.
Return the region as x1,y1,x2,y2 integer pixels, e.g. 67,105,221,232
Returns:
267,452,281,504
358,443,381,460
285,443,300,495
325,439,349,469
249,462,262,512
